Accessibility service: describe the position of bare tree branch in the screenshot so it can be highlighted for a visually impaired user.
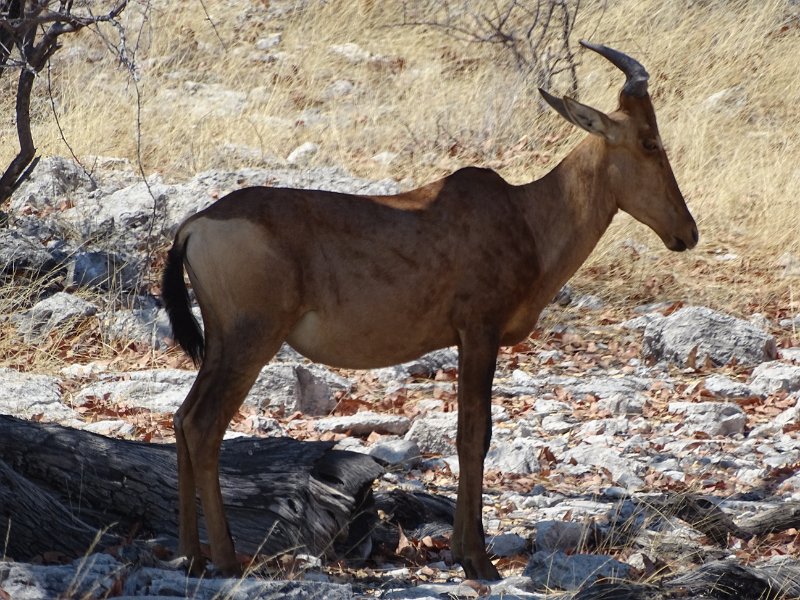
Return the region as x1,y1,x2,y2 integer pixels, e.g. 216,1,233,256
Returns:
0,0,130,204
400,0,605,97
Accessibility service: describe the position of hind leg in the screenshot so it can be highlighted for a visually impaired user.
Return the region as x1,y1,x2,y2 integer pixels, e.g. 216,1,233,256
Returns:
174,383,204,573
175,320,285,574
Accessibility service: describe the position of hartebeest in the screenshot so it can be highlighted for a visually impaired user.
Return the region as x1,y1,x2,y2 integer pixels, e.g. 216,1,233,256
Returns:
162,40,698,580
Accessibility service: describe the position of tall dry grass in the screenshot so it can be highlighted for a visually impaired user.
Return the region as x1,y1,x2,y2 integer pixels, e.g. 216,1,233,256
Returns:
1,0,799,318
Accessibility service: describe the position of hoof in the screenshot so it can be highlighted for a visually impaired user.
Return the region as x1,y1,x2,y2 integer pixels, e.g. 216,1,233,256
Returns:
459,554,501,581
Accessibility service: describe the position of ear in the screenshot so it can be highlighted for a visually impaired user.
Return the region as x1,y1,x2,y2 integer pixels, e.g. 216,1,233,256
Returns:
538,88,575,125
539,88,618,142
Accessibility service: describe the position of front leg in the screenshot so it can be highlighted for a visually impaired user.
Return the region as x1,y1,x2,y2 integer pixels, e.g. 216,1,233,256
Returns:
451,328,501,580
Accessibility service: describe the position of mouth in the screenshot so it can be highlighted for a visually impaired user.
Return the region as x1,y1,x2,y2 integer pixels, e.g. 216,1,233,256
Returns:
666,226,699,252
667,238,688,252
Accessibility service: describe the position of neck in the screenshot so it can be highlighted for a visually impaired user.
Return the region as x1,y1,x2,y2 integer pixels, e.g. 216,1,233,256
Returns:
516,136,619,304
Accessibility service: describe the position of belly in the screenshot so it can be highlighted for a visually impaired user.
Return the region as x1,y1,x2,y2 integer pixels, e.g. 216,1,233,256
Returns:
285,310,457,369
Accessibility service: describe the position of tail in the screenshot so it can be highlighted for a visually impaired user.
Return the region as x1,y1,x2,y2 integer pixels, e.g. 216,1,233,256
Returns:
162,236,205,365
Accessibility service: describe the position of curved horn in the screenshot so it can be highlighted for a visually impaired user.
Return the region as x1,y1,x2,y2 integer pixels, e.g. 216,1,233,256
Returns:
580,40,649,98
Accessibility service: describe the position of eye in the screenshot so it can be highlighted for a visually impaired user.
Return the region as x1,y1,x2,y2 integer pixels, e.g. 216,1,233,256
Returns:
642,138,659,152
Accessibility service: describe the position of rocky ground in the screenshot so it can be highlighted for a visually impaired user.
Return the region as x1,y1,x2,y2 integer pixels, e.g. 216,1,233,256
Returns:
1,158,799,598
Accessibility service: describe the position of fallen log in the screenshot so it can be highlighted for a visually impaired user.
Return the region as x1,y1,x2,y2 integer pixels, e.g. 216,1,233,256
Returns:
0,460,118,560
570,559,800,600
738,501,800,537
0,415,383,562
644,493,751,544
642,493,800,544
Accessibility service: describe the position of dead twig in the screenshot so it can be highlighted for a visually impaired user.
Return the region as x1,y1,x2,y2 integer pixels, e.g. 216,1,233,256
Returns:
400,0,604,96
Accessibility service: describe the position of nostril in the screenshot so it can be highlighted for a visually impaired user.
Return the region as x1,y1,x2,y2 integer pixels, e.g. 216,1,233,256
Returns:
691,227,699,244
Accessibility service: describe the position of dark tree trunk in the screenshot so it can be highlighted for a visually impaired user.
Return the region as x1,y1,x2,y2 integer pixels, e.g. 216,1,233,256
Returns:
0,415,383,562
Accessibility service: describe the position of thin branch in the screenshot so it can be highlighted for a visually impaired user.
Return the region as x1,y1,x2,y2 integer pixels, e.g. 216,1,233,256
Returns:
2,2,127,30
197,0,227,50
46,58,96,187
400,0,584,91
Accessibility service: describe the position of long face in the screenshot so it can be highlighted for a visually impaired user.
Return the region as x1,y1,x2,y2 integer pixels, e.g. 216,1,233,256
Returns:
539,41,699,253
606,95,698,252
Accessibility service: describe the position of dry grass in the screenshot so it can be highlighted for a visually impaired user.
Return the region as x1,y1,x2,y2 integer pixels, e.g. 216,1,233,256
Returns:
1,0,799,320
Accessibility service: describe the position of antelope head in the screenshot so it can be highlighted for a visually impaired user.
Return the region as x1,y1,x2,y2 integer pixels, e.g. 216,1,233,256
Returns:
540,40,699,252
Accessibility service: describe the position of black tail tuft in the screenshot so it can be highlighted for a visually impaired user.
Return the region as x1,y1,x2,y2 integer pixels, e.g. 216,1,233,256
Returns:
162,240,204,365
